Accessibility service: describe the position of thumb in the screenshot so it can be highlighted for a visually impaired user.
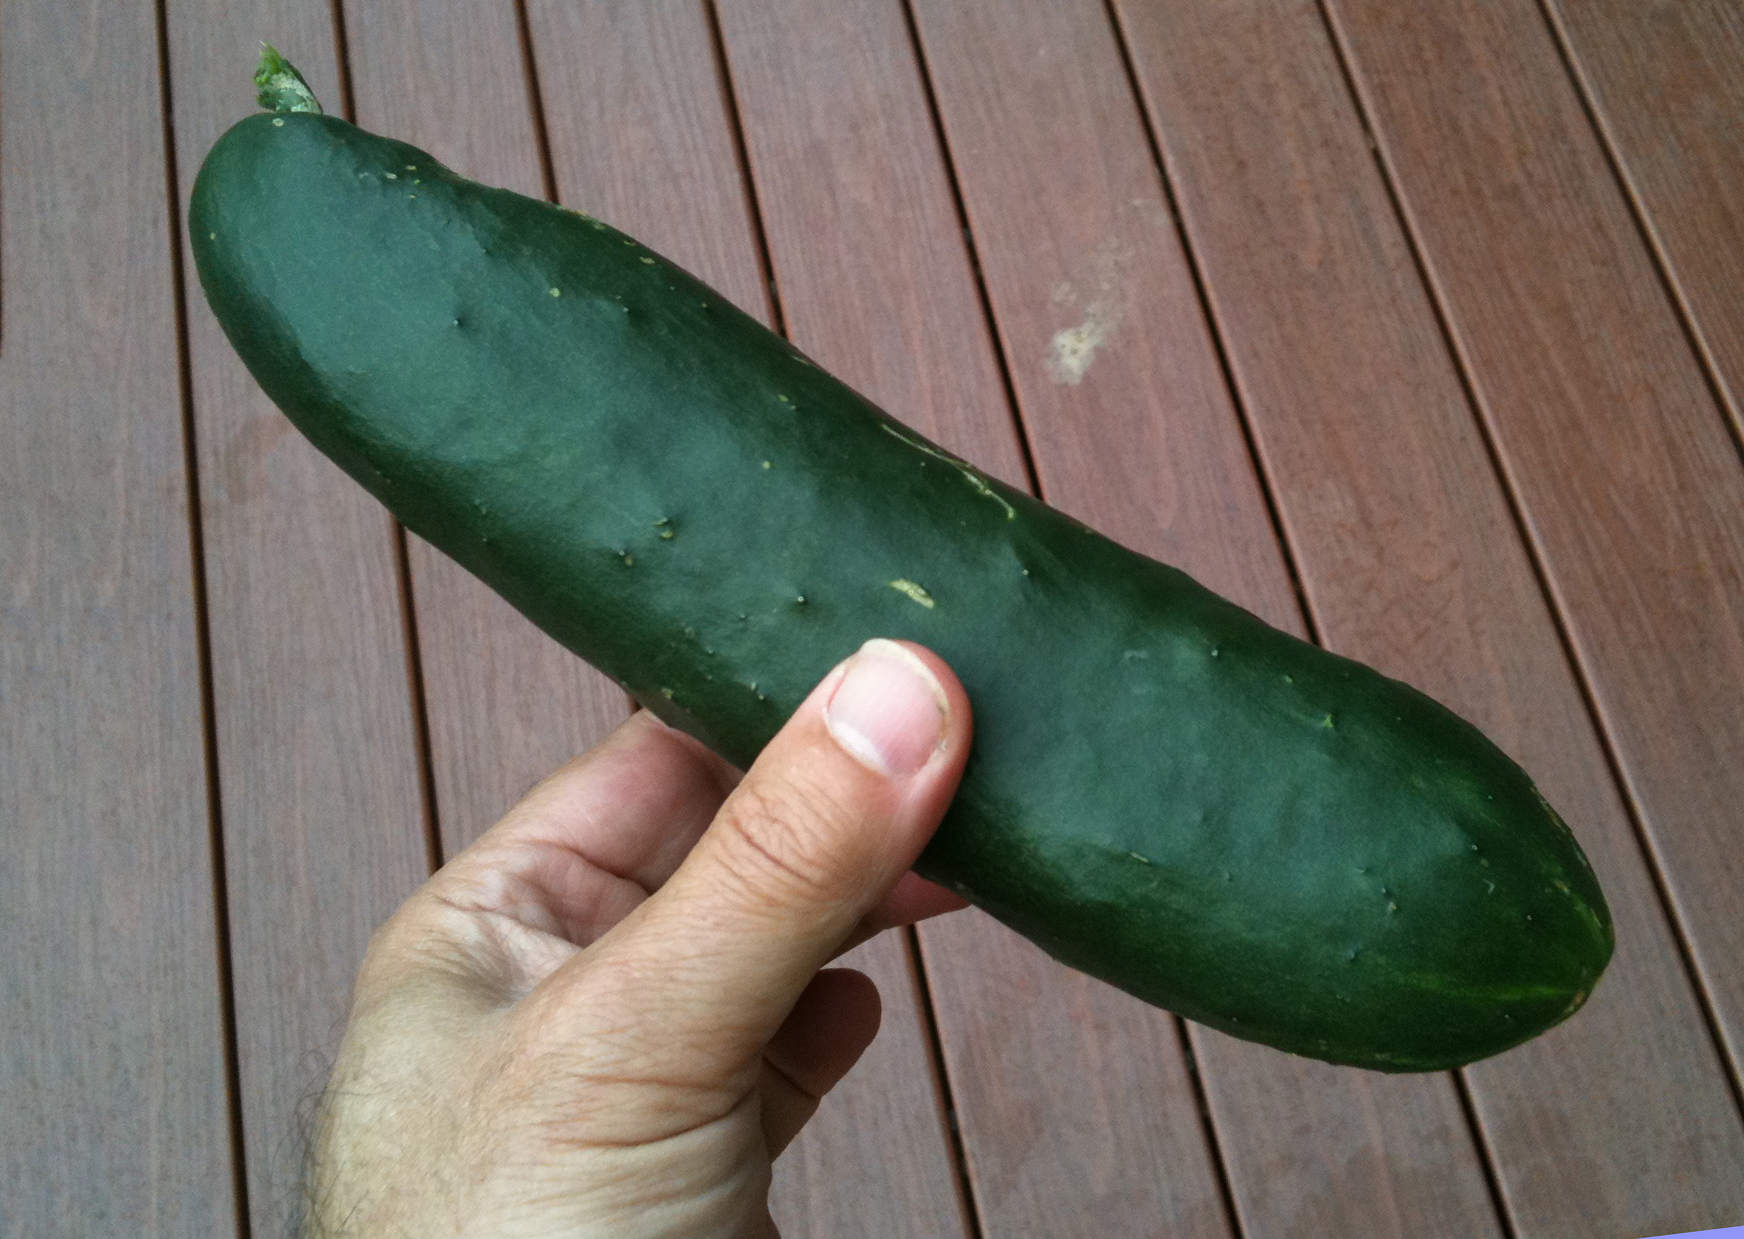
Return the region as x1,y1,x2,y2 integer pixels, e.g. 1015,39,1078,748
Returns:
561,638,970,1079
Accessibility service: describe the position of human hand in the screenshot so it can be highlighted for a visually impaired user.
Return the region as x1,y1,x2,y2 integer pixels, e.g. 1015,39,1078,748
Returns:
304,638,972,1238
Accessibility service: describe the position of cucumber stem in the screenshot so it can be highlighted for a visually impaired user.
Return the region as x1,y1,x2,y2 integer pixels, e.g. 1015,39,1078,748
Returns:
255,43,323,115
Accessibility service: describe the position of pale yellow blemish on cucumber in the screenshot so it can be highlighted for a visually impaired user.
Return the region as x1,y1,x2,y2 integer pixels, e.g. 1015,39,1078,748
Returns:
271,117,285,127
888,579,935,609
878,423,1015,519
549,288,562,297
385,172,398,180
639,256,656,265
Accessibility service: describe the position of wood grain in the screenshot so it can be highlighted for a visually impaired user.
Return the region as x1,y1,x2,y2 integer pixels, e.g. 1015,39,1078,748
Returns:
905,0,1504,1234
0,0,235,1233
164,5,437,1235
918,919,1239,1237
1324,0,1744,1159
1544,0,1744,438
773,937,974,1237
528,0,772,320
1116,0,1744,1232
340,0,630,858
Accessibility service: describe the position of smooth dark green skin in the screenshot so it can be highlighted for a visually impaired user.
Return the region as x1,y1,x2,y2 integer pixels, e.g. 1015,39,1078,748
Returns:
190,111,1613,1071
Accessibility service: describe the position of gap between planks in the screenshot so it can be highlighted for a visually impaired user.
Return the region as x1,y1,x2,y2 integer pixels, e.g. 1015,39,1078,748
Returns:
1531,0,1744,464
154,0,254,1230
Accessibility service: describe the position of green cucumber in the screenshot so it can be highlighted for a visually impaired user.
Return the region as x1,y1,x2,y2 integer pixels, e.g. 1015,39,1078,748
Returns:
189,51,1611,1070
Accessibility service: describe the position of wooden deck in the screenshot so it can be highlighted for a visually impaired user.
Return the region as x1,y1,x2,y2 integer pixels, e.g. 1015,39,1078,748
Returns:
6,1,1744,1235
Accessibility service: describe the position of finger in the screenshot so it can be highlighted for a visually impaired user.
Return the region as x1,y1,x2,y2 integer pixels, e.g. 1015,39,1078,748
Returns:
463,709,738,895
759,968,882,1156
830,872,971,959
362,710,738,1007
864,872,970,933
553,639,971,1078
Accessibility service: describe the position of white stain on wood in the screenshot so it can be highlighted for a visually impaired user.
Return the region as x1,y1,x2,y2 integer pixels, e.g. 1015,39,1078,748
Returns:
1045,239,1133,385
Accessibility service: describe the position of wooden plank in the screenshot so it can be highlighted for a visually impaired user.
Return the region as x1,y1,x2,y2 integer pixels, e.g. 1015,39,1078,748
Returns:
713,1,1236,1233
163,7,437,1236
1114,0,1744,1233
337,0,629,857
1323,0,1744,1155
918,929,1241,1236
707,2,1082,1233
527,0,772,321
0,0,236,1233
904,1,1501,1235
1544,0,1744,438
774,935,975,1236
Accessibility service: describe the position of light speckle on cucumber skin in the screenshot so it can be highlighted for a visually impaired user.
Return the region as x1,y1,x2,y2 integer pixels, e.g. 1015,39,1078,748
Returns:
889,579,935,609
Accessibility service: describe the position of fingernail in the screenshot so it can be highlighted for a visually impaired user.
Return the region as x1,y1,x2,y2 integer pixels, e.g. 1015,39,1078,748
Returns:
824,639,949,778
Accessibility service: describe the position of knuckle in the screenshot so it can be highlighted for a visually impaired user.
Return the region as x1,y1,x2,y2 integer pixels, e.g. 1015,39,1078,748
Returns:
712,778,861,907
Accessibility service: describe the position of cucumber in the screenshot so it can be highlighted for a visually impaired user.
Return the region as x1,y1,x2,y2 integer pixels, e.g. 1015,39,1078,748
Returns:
189,52,1611,1070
